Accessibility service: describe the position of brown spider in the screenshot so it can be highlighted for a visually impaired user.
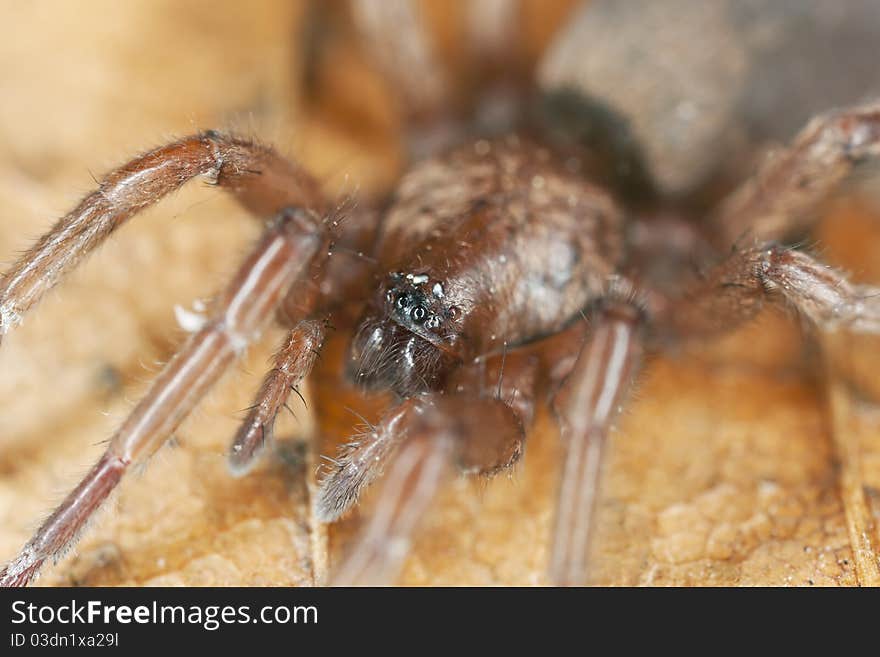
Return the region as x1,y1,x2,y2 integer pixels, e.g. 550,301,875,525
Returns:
3,1,880,587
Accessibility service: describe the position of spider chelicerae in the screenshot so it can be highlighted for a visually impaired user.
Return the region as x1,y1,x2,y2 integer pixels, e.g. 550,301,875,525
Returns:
2,1,880,587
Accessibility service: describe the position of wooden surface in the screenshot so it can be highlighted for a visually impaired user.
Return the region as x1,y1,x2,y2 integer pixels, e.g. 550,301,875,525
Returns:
0,1,878,587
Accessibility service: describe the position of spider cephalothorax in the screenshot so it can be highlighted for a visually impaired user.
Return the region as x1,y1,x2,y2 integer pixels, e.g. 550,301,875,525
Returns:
348,134,624,398
2,1,880,588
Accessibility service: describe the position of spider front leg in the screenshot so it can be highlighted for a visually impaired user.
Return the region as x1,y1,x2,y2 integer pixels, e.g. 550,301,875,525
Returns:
228,318,327,476
0,131,324,342
317,350,538,586
0,209,326,587
322,396,526,586
227,205,383,476
549,298,644,586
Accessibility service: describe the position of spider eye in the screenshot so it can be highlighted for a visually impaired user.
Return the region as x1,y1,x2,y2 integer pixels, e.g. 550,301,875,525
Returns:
395,293,408,309
410,305,427,323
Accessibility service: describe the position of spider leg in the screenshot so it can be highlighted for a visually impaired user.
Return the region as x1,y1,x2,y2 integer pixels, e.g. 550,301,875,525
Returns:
713,102,880,246
230,202,384,475
0,132,324,343
349,0,449,125
548,299,644,586
656,242,880,341
350,0,501,160
325,401,459,587
0,209,326,587
228,318,326,476
317,351,538,586
323,396,526,586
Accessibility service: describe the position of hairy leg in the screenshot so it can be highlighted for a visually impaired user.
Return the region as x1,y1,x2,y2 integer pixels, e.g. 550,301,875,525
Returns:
0,209,325,587
549,300,644,586
231,201,385,476
322,395,526,586
228,319,327,476
0,132,324,342
317,348,537,585
656,242,880,341
325,404,456,587
712,102,880,247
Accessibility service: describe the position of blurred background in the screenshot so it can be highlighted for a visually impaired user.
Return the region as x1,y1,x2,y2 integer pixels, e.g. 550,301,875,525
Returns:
0,0,878,586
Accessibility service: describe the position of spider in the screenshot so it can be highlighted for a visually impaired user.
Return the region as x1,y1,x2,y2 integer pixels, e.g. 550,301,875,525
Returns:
2,0,880,587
